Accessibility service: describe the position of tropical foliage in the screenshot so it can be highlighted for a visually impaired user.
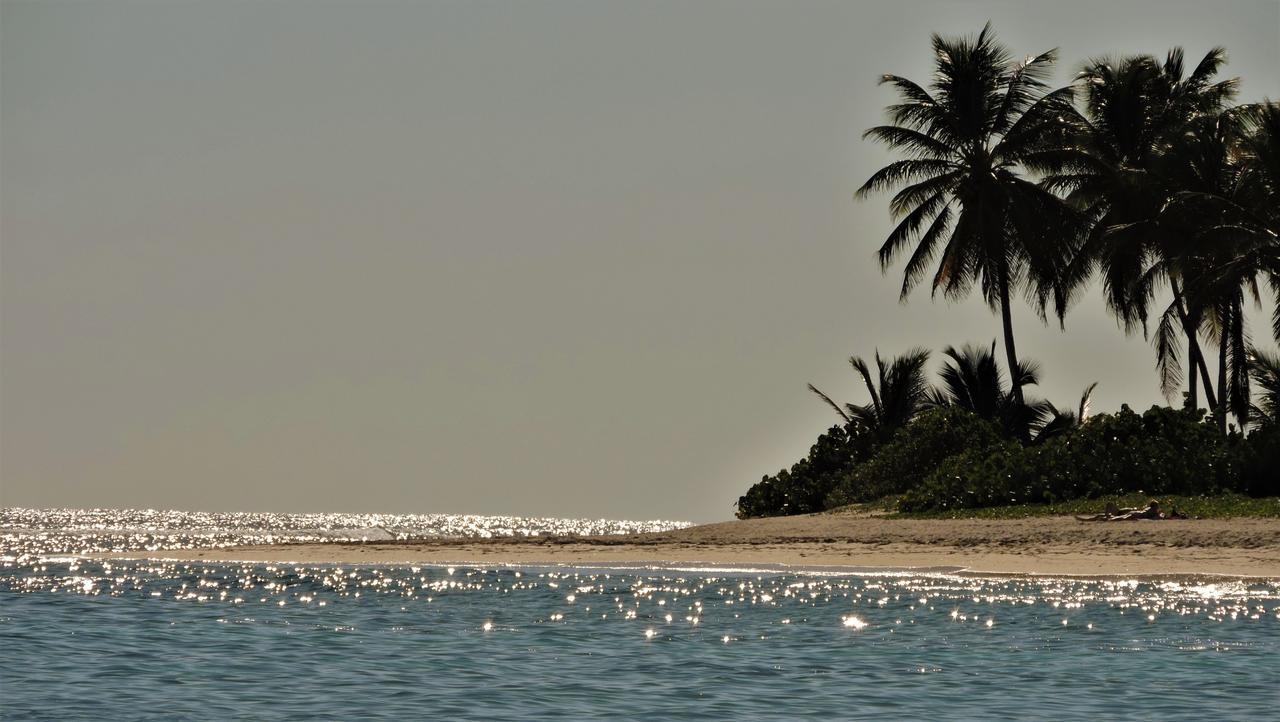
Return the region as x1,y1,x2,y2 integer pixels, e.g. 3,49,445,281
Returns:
737,25,1280,519
1044,51,1278,431
735,424,875,518
859,23,1080,406
899,405,1240,512
807,349,932,442
823,406,1006,508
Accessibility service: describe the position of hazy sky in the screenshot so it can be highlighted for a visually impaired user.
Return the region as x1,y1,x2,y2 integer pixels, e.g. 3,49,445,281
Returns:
3,0,1278,522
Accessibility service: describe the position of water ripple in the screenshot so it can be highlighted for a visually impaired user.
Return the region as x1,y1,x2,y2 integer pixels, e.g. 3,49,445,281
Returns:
0,506,692,559
2,512,1277,720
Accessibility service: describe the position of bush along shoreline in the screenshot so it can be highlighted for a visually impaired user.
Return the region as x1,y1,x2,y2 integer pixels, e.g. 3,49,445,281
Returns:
739,25,1280,518
738,399,1280,518
737,342,1280,517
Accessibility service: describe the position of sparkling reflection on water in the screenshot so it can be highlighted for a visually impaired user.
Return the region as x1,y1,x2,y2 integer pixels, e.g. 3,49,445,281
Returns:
0,507,692,559
3,557,1278,721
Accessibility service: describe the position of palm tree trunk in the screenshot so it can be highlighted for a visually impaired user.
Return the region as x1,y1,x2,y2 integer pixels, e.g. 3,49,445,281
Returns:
1187,345,1198,409
998,276,1025,407
1186,328,1217,411
1227,297,1249,431
1216,330,1228,434
1170,280,1218,414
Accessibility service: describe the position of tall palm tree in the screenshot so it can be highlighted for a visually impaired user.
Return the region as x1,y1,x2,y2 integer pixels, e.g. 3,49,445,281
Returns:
1149,108,1258,430
1190,101,1280,344
1235,102,1280,255
857,23,1080,407
1046,49,1237,410
808,348,932,441
1149,102,1280,430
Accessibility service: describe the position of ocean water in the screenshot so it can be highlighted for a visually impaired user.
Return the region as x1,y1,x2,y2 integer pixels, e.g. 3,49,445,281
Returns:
0,507,692,559
2,510,1278,720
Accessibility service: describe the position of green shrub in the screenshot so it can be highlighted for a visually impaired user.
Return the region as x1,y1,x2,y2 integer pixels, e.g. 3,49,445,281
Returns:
1240,422,1280,497
898,439,1035,512
900,405,1242,512
735,424,874,518
825,407,1005,507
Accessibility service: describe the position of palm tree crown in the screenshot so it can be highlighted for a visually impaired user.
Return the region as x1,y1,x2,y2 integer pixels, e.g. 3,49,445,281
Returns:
858,23,1080,406
927,342,1045,441
809,348,932,441
1185,101,1280,345
927,342,1097,443
1046,49,1238,412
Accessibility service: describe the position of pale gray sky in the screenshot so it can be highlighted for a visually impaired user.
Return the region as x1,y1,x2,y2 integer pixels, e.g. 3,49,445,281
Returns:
3,0,1278,521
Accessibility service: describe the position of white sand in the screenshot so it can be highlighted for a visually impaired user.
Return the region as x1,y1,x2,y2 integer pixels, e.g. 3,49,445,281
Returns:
110,512,1280,578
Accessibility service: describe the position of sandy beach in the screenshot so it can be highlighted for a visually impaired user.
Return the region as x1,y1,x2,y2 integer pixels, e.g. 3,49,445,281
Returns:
117,512,1280,578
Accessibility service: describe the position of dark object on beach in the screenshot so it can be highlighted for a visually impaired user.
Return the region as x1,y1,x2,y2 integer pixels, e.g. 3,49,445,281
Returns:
1076,500,1191,521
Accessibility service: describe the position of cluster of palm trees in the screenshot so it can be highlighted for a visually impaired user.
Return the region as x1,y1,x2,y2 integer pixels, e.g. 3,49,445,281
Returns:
857,24,1279,433
809,344,1094,447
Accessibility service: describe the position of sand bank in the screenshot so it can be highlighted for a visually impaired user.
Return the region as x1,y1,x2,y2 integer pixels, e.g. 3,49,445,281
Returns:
112,512,1280,578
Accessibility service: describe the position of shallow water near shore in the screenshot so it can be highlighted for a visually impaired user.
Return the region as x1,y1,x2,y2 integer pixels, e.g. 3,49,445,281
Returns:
3,510,1279,720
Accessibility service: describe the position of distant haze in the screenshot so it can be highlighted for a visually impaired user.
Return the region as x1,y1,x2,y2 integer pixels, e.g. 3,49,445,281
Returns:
3,0,1278,522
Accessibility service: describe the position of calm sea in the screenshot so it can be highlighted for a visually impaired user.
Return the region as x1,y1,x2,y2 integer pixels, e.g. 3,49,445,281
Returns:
2,508,1277,720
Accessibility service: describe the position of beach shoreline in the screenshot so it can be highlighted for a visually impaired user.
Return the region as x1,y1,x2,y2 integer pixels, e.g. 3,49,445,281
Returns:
100,512,1280,579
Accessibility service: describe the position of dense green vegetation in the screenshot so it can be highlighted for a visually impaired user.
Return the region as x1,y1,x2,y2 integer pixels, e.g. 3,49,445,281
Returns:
737,25,1280,519
740,372,1280,517
898,405,1253,512
881,494,1280,520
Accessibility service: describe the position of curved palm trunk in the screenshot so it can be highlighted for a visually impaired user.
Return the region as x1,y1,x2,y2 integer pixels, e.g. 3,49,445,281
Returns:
998,277,1025,407
1170,279,1218,414
1187,329,1217,412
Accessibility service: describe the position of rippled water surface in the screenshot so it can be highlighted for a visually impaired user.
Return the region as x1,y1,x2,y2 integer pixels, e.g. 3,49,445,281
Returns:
1,507,692,558
2,511,1278,720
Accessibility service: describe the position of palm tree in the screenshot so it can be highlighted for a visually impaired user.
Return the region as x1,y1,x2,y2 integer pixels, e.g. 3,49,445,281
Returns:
1227,102,1280,357
857,23,1080,407
1235,101,1280,265
1033,382,1099,443
1153,102,1280,430
1183,102,1280,343
926,342,1049,441
808,348,932,441
1248,349,1280,425
1237,101,1280,339
1046,49,1237,411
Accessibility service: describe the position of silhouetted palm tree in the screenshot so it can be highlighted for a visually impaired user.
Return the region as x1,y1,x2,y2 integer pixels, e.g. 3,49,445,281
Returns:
1237,102,1280,339
1033,382,1099,443
1177,102,1280,346
1047,49,1237,410
926,342,1054,442
808,348,932,441
858,23,1080,407
1235,102,1280,269
1248,350,1280,425
1147,102,1280,430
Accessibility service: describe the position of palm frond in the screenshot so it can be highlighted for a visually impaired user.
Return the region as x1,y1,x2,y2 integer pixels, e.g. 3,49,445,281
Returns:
860,125,956,163
808,384,852,424
849,355,884,422
1154,303,1185,401
897,204,954,300
1249,349,1280,423
1077,381,1099,422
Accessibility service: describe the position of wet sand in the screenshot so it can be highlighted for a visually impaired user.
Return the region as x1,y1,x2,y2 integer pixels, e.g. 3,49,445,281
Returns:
113,512,1280,578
